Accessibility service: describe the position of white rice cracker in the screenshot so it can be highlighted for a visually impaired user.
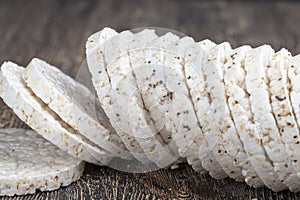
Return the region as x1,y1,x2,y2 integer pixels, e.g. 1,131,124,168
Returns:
201,42,245,182
287,54,300,177
23,58,132,160
185,40,227,179
223,45,264,187
0,128,84,196
270,49,300,192
0,62,106,165
129,31,170,145
127,30,180,167
244,45,287,191
86,28,149,164
133,32,182,163
105,30,160,165
162,35,206,173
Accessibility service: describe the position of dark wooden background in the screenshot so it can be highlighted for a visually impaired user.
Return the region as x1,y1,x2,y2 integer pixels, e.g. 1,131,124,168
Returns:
1,0,300,199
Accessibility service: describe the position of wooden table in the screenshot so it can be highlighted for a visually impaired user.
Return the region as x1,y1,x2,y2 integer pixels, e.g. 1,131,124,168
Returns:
1,0,300,199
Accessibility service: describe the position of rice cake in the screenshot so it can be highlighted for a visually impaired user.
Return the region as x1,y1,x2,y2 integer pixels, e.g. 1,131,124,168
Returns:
127,29,180,167
185,40,227,179
86,28,149,164
0,62,105,165
24,58,132,160
184,39,216,174
244,45,287,191
201,42,245,182
268,49,300,192
130,31,170,145
104,30,157,165
287,54,300,178
0,128,84,196
223,45,264,187
135,32,179,158
162,36,206,172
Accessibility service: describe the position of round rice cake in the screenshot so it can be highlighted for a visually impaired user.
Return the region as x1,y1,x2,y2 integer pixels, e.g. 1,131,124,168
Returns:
162,35,206,172
0,128,84,196
0,62,105,165
23,58,132,160
184,39,215,174
287,54,300,177
86,28,149,164
132,32,177,146
127,30,180,167
244,45,287,191
201,42,245,182
185,39,227,179
223,45,264,187
135,32,180,159
267,49,300,192
105,30,163,166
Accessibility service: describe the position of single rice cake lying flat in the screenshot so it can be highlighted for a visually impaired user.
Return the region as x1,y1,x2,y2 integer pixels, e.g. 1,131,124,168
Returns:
0,128,84,196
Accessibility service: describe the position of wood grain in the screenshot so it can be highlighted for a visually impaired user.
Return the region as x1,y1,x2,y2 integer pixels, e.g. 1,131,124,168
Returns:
1,0,300,199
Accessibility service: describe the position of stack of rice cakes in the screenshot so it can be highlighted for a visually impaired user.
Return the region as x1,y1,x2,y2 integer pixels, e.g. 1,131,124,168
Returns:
1,27,300,196
87,28,300,192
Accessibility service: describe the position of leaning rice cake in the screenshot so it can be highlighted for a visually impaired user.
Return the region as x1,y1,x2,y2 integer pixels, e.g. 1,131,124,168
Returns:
0,62,105,165
86,28,149,164
244,46,287,191
223,45,264,187
128,29,179,167
24,58,131,161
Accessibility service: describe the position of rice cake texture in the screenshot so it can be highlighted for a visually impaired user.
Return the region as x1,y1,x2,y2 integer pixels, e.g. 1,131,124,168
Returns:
173,36,206,173
201,42,245,182
86,28,149,164
128,30,180,167
287,54,300,177
184,39,217,174
137,33,175,147
244,46,287,191
133,32,184,165
163,36,205,172
105,30,160,165
223,45,264,187
268,49,300,192
129,30,171,145
24,58,132,160
186,40,227,179
0,128,84,196
0,62,104,165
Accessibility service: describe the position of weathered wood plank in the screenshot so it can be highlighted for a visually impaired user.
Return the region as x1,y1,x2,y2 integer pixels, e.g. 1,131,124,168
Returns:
1,0,300,199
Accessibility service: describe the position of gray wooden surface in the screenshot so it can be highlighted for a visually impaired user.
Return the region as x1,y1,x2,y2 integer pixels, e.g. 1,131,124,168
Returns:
1,0,300,199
